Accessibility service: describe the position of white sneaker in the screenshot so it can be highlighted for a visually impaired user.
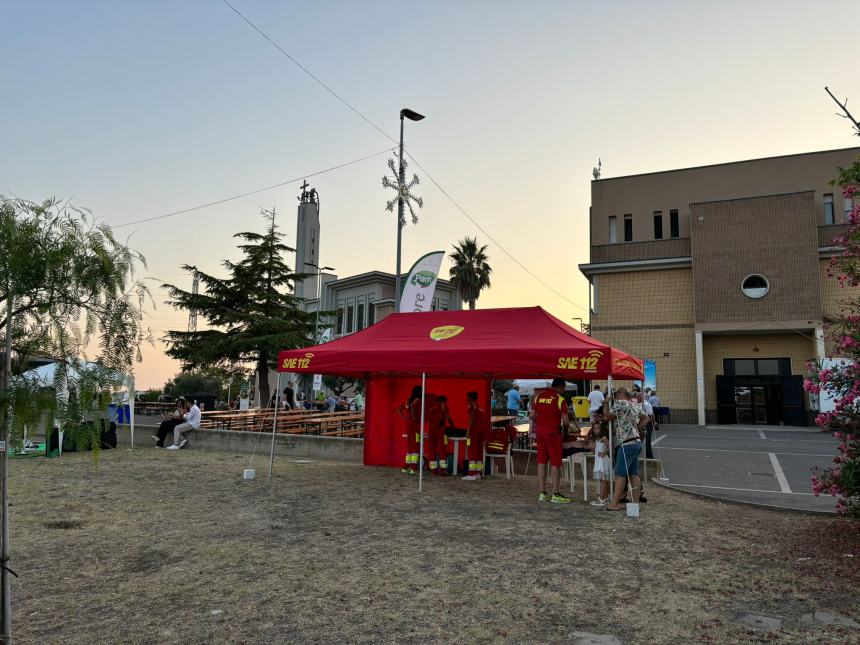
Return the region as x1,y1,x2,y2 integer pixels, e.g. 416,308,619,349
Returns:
590,499,606,507
461,475,478,481
179,439,189,449
166,445,180,451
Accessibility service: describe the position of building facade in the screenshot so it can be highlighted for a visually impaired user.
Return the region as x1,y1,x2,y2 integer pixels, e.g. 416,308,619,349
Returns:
295,182,321,301
579,147,860,425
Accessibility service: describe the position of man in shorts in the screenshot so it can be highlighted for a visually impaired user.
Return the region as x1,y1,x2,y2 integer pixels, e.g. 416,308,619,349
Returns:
529,377,573,504
602,387,648,510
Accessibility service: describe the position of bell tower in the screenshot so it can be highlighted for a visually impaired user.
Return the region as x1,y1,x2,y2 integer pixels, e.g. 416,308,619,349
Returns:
295,181,320,301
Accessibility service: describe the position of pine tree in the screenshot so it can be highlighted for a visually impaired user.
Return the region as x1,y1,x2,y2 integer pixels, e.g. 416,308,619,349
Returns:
162,209,315,407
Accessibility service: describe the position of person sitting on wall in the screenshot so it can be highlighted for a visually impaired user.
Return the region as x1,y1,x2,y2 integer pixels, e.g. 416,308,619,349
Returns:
153,397,187,448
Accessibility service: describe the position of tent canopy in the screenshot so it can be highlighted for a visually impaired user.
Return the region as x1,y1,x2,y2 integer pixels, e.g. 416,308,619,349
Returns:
278,306,643,380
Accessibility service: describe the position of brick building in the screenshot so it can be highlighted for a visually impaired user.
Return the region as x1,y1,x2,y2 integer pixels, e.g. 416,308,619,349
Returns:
579,147,860,425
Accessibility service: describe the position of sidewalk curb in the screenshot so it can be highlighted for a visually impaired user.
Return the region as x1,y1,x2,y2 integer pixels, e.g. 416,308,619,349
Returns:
650,478,836,516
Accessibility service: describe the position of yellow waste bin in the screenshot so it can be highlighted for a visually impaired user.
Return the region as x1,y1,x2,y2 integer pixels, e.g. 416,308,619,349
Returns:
571,396,590,419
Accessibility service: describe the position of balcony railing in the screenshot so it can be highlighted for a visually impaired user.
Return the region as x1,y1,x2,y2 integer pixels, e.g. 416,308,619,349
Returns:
590,237,691,264
818,223,850,248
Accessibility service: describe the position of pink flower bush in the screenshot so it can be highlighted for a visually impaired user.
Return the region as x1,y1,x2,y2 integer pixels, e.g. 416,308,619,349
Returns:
810,161,860,519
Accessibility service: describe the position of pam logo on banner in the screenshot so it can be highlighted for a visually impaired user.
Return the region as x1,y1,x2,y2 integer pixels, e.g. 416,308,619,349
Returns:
400,251,445,312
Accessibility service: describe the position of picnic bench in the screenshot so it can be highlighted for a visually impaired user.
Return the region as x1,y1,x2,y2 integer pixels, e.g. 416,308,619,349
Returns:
198,409,365,437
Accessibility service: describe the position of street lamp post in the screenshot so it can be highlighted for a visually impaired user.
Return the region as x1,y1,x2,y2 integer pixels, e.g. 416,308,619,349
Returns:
394,108,425,312
305,262,335,343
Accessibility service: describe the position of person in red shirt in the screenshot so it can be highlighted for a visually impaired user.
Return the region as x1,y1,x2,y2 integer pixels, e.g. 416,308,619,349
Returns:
398,386,423,474
425,395,453,476
529,377,573,504
462,391,487,481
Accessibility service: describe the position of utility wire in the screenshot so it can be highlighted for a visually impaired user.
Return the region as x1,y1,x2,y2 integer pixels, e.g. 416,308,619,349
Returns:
218,0,590,314
113,147,393,229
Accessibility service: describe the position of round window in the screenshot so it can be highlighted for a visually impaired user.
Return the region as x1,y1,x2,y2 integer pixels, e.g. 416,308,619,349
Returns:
741,274,769,299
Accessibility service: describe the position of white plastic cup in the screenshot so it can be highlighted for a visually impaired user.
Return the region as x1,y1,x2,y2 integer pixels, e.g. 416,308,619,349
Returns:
626,502,640,518
243,468,256,480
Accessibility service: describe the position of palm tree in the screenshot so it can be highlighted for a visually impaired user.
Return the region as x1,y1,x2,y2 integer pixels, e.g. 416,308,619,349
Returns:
449,237,492,310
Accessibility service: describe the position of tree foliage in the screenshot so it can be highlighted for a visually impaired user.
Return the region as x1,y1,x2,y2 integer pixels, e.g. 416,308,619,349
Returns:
449,236,492,310
0,196,149,373
322,376,364,397
162,210,315,407
0,197,148,448
806,159,860,518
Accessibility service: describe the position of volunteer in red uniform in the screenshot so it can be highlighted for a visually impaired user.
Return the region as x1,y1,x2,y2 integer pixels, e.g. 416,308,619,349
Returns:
530,377,573,504
398,386,423,474
426,395,453,475
462,391,487,481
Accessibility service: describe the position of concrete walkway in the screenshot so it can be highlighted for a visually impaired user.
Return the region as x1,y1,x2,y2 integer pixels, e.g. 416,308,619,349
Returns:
652,424,840,514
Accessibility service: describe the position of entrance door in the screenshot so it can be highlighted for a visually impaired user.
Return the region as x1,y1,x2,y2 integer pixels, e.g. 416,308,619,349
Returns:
733,384,782,425
715,376,736,424
781,376,806,426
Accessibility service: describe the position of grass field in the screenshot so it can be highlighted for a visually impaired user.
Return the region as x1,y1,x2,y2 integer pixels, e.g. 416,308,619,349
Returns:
7,448,860,644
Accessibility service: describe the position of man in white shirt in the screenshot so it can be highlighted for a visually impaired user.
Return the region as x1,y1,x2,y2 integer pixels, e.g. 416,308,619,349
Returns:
587,385,605,422
649,391,661,426
637,392,656,459
167,401,201,450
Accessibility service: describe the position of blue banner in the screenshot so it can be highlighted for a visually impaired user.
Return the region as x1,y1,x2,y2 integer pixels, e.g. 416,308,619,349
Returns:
644,360,657,391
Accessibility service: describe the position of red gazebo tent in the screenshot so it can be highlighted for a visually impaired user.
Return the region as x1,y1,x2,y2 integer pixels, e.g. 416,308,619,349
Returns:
277,307,643,488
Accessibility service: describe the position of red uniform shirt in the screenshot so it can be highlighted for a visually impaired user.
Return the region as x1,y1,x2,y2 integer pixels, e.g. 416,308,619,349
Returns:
532,390,567,432
485,425,518,454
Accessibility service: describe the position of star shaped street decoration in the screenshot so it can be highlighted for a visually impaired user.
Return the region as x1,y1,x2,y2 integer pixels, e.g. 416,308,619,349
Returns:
382,157,423,227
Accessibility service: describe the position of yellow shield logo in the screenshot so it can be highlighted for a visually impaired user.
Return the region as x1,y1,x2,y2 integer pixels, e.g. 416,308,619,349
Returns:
429,325,465,341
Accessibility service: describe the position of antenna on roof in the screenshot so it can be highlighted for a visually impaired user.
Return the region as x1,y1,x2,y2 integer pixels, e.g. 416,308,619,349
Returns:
592,158,602,180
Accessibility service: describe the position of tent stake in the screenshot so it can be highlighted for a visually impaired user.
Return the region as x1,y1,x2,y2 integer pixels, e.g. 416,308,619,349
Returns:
269,372,281,478
418,372,426,493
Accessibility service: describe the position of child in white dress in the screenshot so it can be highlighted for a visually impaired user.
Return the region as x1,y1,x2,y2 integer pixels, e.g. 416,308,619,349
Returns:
591,422,611,506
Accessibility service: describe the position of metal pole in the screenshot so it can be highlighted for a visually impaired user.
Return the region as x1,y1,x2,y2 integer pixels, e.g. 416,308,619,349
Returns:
395,115,405,313
1,292,12,641
313,265,321,342
269,372,281,478
418,372,426,493
607,376,614,501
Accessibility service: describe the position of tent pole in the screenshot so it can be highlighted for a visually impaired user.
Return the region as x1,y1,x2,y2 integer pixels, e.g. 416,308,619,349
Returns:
418,372,426,493
128,375,135,449
607,375,614,501
269,372,281,478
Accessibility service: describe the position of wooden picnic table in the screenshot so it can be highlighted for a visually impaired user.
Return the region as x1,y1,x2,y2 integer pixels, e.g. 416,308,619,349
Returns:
491,415,517,426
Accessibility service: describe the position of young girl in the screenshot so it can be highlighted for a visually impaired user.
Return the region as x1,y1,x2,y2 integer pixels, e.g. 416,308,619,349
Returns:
590,420,611,506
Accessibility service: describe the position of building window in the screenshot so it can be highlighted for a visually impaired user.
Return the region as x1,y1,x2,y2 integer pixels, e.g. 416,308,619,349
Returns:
669,209,679,238
845,197,855,222
608,216,617,244
653,211,663,239
346,305,354,332
623,214,633,242
368,304,375,326
824,193,835,225
336,309,344,334
357,303,365,330
741,274,769,299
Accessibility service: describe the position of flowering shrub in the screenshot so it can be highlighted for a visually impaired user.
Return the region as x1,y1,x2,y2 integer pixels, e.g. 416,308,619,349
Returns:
807,159,860,518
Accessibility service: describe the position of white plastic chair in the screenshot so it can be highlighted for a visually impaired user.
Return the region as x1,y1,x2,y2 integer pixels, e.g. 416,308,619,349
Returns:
484,444,513,479
561,452,589,500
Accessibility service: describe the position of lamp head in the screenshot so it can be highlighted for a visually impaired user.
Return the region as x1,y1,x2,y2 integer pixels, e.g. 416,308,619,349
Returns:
400,108,425,122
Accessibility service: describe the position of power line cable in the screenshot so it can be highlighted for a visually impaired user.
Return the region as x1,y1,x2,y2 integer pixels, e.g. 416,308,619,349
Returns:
217,0,590,313
113,147,393,229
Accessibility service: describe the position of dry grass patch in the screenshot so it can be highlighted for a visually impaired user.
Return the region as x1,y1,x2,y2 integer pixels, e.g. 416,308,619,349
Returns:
7,449,859,644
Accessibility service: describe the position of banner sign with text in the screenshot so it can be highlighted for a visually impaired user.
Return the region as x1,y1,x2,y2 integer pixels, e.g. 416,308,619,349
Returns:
400,251,445,313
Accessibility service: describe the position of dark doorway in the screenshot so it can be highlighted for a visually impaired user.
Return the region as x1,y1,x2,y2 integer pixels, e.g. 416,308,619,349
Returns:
715,358,806,426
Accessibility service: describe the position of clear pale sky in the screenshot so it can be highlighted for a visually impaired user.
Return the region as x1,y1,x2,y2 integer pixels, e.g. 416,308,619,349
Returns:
2,0,858,388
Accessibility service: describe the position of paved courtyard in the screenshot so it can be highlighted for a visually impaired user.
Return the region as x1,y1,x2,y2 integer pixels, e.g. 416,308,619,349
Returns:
654,424,841,513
